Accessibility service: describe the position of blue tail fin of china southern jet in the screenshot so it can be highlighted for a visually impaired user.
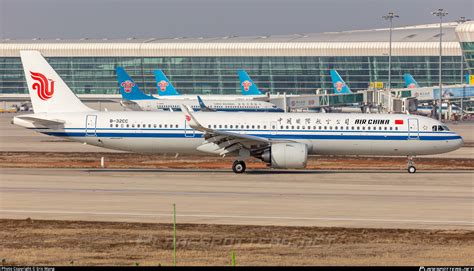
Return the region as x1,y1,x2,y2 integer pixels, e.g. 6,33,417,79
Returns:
116,67,156,100
330,70,352,94
404,73,420,88
237,70,263,96
153,70,181,96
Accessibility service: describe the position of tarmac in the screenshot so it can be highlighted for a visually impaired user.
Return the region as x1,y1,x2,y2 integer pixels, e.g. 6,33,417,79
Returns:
1,167,472,230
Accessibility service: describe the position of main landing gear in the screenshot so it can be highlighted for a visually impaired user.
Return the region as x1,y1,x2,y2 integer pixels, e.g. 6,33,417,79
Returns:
232,160,246,174
407,156,416,174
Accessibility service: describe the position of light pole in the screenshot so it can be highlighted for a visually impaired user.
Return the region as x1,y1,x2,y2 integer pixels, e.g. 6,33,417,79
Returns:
383,12,399,91
456,17,470,84
456,16,470,120
431,8,448,121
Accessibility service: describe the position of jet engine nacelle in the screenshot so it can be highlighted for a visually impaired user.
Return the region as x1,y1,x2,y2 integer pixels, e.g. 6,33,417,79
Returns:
262,142,308,169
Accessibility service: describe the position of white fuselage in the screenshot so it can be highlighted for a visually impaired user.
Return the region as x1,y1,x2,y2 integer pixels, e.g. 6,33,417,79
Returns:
124,98,283,112
14,112,463,157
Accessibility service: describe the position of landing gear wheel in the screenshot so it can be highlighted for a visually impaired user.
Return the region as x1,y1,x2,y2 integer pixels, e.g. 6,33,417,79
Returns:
407,156,416,174
232,160,246,174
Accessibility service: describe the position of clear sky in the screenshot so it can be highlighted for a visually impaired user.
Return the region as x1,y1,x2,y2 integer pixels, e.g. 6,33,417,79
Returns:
0,0,472,39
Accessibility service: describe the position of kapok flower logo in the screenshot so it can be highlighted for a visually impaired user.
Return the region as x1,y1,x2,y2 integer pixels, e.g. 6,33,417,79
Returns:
157,80,169,91
121,80,135,93
334,81,344,92
241,80,252,91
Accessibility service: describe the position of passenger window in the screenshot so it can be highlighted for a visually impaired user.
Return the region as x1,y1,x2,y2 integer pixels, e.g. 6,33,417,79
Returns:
137,124,140,128
351,126,354,130
384,127,387,130
324,126,327,130
367,127,370,130
329,126,332,130
257,125,260,129
132,124,135,128
246,125,249,129
159,124,162,128
148,124,151,128
291,126,294,129
432,125,437,131
224,125,228,128
230,125,233,129
175,124,178,128
219,125,222,128
297,126,300,129
126,124,129,128
389,127,393,130
319,126,322,130
153,124,157,128
335,126,338,130
395,127,398,130
164,124,167,128
362,127,365,130
252,125,255,129
110,124,113,128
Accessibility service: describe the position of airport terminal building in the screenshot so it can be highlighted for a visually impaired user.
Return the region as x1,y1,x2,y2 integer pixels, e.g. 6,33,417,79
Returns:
1,21,473,96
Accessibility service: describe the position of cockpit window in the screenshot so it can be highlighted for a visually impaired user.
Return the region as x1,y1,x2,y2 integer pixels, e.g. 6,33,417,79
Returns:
433,125,450,131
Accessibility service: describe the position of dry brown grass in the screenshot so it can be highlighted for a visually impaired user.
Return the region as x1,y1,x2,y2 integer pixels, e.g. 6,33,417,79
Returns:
1,219,473,266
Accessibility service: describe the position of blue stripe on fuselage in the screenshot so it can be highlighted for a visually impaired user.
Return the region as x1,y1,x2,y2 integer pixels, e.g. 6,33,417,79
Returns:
41,131,461,141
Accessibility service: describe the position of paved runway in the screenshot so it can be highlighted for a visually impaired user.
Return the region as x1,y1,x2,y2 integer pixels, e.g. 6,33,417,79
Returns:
1,168,472,230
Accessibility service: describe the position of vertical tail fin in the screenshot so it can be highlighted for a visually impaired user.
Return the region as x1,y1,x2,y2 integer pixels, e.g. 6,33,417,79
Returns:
237,70,263,95
330,70,352,94
197,96,215,112
116,67,156,100
20,51,93,113
153,70,181,96
403,73,420,88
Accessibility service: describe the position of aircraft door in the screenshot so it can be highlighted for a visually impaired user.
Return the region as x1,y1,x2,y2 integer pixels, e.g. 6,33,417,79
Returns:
184,120,195,137
408,118,419,140
85,115,97,136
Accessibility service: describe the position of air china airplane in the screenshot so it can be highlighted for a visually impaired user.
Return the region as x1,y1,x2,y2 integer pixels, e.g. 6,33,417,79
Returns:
14,51,463,174
117,67,283,112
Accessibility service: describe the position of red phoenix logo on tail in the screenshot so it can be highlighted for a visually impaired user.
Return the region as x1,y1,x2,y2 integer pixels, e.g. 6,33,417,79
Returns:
121,80,135,93
30,71,54,101
158,80,169,91
241,80,252,91
185,115,191,122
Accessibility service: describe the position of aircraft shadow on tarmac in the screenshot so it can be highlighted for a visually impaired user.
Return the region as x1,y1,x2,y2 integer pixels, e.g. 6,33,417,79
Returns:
85,168,469,175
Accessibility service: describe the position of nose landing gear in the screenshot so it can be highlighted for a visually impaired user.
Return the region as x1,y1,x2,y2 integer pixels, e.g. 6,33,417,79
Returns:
232,160,246,174
407,156,416,173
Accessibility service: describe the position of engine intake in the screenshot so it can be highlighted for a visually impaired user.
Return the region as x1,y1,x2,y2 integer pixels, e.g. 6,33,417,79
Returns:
262,142,308,169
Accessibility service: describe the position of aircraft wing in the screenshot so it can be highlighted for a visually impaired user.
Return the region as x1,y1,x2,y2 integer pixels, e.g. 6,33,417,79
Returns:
180,105,287,156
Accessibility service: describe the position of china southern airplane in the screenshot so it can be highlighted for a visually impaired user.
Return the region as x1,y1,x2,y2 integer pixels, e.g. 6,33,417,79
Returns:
13,51,463,174
152,69,264,100
330,70,353,94
117,67,283,112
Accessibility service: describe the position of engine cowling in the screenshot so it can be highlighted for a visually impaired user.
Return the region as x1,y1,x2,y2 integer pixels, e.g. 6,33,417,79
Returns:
261,143,308,169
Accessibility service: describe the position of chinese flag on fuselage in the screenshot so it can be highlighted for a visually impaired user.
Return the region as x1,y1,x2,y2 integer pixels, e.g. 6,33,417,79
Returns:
395,120,404,125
